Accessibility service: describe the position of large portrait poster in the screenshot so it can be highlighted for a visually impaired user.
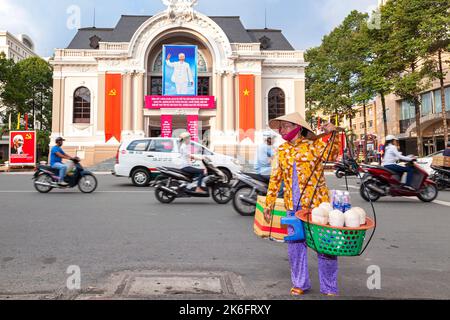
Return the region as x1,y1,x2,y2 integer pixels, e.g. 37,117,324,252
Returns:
162,45,198,96
9,131,36,165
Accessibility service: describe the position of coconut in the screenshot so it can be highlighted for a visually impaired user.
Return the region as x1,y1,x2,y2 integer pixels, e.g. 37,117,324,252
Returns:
312,207,329,225
319,202,333,213
344,208,361,228
329,209,345,227
352,207,367,225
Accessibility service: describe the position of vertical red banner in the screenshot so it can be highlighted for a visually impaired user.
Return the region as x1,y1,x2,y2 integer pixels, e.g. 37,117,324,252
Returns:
239,74,255,141
105,74,122,142
161,115,173,138
187,115,199,142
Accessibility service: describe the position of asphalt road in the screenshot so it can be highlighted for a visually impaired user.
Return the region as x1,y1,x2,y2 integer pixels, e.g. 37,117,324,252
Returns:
0,173,449,300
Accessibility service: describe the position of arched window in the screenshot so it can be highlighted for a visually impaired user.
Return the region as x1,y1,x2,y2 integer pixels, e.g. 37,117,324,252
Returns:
268,88,285,121
73,87,91,124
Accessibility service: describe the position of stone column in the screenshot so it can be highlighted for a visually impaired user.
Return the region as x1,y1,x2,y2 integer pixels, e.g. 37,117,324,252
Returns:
51,76,62,135
226,72,235,131
122,73,132,136
214,71,223,131
255,74,263,131
96,72,106,139
294,79,306,118
134,72,145,136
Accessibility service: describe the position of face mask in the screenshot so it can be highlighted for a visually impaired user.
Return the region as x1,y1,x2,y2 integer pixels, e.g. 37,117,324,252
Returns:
282,126,302,141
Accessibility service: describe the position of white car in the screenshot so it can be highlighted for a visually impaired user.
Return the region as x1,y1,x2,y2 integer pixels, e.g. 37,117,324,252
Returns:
113,137,242,186
416,150,444,175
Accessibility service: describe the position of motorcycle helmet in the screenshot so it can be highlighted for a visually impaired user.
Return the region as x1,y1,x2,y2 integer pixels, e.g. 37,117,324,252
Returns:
385,135,398,143
179,132,191,141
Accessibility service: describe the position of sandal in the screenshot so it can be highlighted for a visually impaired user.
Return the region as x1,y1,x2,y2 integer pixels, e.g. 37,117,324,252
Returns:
290,288,305,296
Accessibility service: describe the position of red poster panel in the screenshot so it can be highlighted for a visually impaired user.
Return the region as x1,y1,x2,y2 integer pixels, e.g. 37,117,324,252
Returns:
146,96,215,109
161,115,173,138
187,115,199,142
9,131,36,166
239,74,255,142
105,74,122,142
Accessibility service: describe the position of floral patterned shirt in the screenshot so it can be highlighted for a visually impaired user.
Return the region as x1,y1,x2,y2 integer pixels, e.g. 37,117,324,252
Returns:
265,135,341,211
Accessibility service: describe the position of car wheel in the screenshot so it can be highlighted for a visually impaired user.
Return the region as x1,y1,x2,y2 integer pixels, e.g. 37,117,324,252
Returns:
131,168,151,187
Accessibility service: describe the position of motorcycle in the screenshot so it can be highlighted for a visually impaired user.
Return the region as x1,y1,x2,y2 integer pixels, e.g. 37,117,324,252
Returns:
430,165,450,190
33,158,98,194
359,159,438,202
154,157,232,204
231,172,270,216
334,158,361,178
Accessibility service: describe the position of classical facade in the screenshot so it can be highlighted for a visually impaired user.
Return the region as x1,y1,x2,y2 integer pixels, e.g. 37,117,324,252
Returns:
50,0,307,166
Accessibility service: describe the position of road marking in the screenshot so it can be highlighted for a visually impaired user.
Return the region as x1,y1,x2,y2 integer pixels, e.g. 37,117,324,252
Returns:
403,196,450,207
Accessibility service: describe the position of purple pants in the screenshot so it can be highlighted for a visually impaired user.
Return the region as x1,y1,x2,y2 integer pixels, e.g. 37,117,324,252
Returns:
287,210,338,295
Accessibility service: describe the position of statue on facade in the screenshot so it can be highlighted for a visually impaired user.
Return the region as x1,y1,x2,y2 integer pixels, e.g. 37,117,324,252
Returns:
162,0,198,22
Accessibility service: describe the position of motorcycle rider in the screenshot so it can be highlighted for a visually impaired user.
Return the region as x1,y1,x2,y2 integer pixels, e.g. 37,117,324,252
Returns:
179,132,207,194
50,137,75,186
383,135,416,191
254,132,275,176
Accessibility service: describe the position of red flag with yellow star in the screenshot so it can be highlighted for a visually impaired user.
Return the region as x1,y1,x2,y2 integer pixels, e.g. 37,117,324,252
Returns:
238,74,255,141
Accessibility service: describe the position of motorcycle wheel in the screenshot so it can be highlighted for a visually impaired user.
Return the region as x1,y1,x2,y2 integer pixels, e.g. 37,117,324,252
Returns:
335,170,345,179
232,186,258,216
417,183,438,202
212,184,233,204
360,182,381,202
155,181,179,204
34,174,54,193
78,174,98,193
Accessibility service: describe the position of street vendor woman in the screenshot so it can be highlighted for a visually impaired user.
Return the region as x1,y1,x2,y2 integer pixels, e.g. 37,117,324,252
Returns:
263,112,341,296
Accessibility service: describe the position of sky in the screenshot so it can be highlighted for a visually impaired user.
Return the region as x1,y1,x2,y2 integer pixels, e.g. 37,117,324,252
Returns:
0,0,379,57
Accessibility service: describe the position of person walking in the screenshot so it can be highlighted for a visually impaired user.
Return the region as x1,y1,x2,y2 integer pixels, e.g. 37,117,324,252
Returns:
263,112,341,296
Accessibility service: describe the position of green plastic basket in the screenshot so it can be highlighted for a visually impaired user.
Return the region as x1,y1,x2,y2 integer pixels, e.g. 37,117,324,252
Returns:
297,210,375,257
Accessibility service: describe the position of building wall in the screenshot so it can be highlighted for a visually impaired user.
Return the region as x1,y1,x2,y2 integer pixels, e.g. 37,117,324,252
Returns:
51,12,307,166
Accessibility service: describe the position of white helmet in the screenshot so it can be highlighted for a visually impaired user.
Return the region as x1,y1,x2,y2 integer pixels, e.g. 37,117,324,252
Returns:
179,132,191,140
385,135,398,142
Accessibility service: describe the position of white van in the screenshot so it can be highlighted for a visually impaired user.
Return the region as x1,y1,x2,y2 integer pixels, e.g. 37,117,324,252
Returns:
113,138,242,186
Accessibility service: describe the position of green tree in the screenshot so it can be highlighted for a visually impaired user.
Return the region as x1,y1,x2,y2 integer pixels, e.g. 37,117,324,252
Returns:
306,11,370,147
382,0,438,157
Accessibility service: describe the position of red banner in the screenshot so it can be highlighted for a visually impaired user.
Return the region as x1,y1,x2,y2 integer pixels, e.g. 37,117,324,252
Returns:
187,115,199,142
161,115,173,138
239,74,255,141
9,131,36,166
105,74,122,142
146,96,215,109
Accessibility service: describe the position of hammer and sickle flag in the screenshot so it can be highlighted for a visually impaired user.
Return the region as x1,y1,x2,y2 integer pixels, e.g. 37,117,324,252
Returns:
105,74,122,142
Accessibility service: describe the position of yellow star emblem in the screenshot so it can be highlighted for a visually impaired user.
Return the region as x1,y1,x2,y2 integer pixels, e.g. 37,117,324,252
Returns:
243,89,250,96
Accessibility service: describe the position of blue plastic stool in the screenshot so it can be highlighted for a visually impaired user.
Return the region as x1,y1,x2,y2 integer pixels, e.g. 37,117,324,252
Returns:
281,217,305,242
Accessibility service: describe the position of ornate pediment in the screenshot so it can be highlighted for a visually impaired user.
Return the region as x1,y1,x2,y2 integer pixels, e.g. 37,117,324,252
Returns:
162,0,198,22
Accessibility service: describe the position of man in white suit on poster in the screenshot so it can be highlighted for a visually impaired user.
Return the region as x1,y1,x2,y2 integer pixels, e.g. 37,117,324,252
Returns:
165,53,194,95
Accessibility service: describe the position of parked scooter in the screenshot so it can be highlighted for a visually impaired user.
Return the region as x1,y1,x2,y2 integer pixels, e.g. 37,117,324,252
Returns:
334,158,361,178
430,165,450,190
154,157,232,204
33,158,98,193
231,172,270,216
359,159,438,202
